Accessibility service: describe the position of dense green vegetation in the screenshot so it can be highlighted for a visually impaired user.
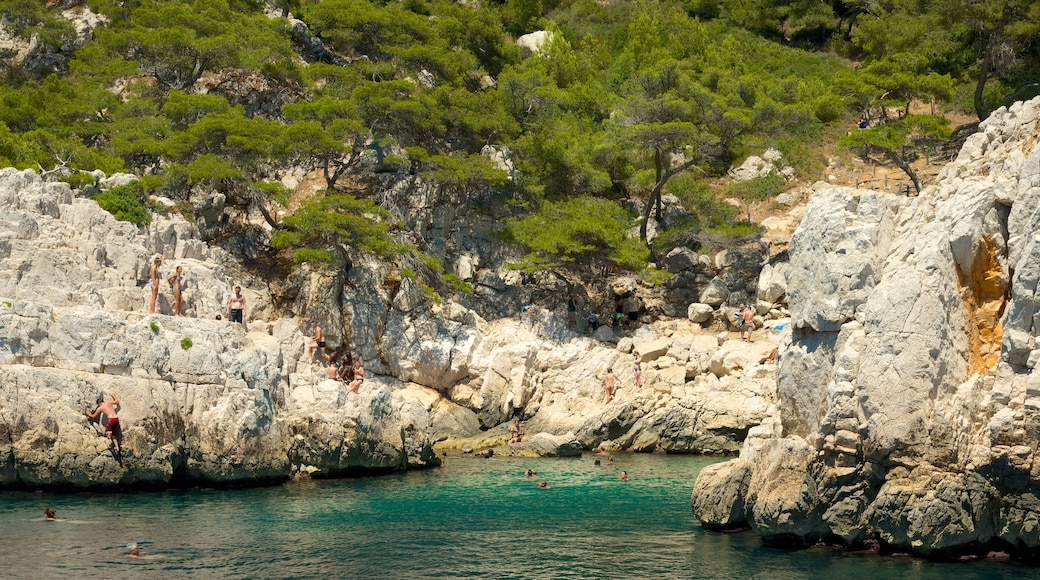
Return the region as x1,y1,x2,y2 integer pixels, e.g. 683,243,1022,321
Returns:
0,0,1037,283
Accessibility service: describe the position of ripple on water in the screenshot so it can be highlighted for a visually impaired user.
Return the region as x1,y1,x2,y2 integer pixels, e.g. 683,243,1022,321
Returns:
2,455,1032,579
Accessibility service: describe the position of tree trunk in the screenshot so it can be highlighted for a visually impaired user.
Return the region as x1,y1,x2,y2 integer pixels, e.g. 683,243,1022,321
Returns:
880,146,922,194
975,2,1012,122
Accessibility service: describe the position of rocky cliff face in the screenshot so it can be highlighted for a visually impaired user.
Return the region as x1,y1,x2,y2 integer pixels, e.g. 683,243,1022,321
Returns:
0,162,785,488
0,168,438,487
692,97,1040,557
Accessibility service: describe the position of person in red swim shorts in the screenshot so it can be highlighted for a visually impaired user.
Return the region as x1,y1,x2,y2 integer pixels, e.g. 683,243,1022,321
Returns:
85,392,122,452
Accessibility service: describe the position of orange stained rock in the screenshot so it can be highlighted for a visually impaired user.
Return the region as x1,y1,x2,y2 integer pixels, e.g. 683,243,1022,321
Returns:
956,235,1007,374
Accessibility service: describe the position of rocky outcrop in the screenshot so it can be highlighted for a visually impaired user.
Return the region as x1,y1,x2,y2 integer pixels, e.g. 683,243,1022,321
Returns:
692,97,1040,558
0,168,439,488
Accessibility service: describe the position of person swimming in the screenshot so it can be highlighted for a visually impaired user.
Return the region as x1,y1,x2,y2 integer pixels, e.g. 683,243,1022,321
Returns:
538,480,549,488
127,543,140,558
44,508,57,521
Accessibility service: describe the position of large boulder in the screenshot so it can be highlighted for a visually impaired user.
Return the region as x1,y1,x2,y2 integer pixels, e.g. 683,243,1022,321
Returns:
693,96,1040,557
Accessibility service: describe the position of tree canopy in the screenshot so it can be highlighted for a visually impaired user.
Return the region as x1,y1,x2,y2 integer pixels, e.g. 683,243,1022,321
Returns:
0,0,1033,277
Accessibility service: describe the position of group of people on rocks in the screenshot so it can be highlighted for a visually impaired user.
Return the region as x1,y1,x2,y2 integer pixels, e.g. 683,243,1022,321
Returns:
147,255,248,325
307,321,365,392
564,288,645,335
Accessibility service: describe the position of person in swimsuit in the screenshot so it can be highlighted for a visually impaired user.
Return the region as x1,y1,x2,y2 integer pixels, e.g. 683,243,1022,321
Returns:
347,359,364,393
44,508,57,521
337,351,354,383
225,286,247,326
167,266,184,317
85,392,122,452
633,351,642,388
305,321,329,364
149,255,162,314
509,418,522,444
326,357,342,382
741,305,754,341
603,367,616,403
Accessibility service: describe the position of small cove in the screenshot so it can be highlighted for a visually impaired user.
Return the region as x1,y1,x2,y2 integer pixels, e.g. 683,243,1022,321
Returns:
3,454,1031,579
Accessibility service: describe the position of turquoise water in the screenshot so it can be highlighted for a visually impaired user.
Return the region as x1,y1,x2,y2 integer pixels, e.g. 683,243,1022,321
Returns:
3,454,1035,579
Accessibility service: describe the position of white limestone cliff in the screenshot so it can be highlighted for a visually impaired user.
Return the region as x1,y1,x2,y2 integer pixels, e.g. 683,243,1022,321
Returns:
0,166,780,488
692,96,1040,557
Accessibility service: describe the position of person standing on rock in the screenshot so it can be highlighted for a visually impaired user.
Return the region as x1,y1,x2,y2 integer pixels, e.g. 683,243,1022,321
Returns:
306,321,328,364
603,367,616,403
741,305,754,342
148,255,162,314
566,295,578,330
85,392,122,453
225,286,247,327
167,266,185,317
633,351,642,388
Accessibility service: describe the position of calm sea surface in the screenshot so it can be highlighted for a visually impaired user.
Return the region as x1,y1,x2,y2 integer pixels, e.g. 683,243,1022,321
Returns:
3,454,1035,579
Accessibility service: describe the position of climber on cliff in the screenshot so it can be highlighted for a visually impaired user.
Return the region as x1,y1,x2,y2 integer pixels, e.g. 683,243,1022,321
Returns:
603,368,616,403
85,392,121,453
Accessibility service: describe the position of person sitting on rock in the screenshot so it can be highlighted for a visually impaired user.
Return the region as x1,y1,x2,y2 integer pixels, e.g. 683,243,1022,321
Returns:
347,359,364,393
85,392,122,453
509,418,523,444
326,354,343,383
338,352,354,383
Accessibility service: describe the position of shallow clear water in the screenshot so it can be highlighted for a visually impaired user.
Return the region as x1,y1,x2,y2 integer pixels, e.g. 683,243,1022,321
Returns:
3,454,1036,579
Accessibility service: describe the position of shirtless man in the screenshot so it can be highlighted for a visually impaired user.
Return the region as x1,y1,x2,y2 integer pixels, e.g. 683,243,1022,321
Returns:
306,321,329,364
347,359,364,393
603,367,616,403
85,392,121,452
741,305,755,342
225,286,247,326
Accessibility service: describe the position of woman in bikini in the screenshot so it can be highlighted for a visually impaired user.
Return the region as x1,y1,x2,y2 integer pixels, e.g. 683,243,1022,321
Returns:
633,350,642,388
167,266,184,317
149,255,162,314
347,359,364,393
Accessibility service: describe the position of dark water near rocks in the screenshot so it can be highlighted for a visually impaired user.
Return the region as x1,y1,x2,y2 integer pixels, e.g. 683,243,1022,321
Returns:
3,454,1034,579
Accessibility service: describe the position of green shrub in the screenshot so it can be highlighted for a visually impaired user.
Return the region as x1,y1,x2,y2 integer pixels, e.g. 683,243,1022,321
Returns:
149,321,160,332
63,172,97,190
180,337,193,350
400,267,417,279
89,181,153,226
419,283,442,304
504,196,649,273
444,273,474,295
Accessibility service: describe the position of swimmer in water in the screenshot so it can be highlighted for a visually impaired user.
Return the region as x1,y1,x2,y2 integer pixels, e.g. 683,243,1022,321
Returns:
538,480,549,489
620,470,629,481
44,508,57,521
127,543,140,558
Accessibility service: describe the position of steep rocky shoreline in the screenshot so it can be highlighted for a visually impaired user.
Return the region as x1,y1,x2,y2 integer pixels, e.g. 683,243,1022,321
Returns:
692,96,1040,558
0,165,786,489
